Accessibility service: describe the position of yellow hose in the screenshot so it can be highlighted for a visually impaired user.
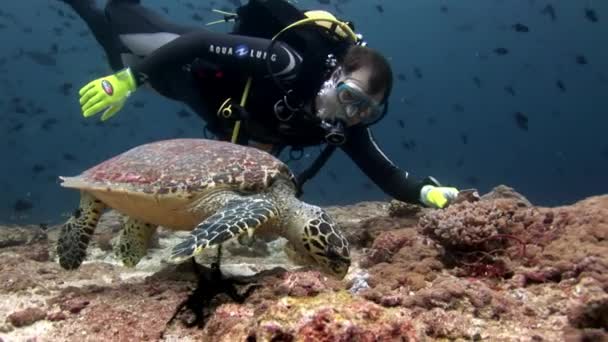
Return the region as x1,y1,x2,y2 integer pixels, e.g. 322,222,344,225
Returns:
231,77,252,143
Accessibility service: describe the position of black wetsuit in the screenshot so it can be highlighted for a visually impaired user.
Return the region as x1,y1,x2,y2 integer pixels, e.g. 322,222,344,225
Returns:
65,0,439,204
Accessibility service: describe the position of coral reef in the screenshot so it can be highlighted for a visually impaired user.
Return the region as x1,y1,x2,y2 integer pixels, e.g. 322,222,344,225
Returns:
0,185,606,341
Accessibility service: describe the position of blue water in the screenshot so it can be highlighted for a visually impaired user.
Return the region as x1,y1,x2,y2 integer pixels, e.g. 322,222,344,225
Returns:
1,0,606,224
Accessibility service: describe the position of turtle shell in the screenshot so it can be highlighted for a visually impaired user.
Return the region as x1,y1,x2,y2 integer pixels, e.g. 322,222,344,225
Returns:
60,139,294,229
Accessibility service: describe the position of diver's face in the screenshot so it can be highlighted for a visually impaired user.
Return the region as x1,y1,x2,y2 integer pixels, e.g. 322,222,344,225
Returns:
315,67,386,127
347,68,386,104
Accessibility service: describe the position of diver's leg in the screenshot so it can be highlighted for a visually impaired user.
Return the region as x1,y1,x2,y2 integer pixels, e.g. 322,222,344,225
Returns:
105,0,199,57
59,0,125,71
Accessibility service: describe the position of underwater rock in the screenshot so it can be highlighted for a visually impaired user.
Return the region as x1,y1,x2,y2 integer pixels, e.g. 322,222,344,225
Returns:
203,291,421,341
6,307,46,327
360,228,415,267
481,184,532,207
273,270,341,297
0,192,607,340
0,225,46,248
388,199,424,218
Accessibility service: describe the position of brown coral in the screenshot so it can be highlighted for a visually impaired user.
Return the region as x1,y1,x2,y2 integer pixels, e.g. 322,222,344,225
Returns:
0,191,607,341
6,307,46,327
418,199,520,250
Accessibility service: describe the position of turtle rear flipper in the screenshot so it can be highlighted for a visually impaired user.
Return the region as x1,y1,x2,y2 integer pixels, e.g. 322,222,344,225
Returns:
169,196,278,263
57,191,106,270
115,217,157,267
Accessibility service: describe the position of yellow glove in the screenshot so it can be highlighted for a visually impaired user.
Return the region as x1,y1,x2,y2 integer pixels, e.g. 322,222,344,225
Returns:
78,68,137,121
420,185,459,209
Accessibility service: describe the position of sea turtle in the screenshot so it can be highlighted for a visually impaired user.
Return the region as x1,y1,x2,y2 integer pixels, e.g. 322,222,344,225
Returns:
55,139,350,278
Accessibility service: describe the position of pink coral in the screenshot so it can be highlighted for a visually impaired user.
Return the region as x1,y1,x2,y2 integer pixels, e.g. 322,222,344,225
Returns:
360,229,413,267
274,271,336,297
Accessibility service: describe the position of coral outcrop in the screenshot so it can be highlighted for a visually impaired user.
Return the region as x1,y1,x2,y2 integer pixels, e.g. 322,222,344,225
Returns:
0,186,606,341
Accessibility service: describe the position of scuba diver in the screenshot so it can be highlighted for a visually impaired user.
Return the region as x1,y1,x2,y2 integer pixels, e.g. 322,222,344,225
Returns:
59,0,461,209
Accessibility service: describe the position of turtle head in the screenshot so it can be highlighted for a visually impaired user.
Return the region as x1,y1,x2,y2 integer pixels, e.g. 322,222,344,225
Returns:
285,203,350,279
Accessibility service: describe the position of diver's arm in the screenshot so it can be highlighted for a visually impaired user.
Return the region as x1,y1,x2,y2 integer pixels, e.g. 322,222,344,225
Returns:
129,30,302,86
341,126,437,204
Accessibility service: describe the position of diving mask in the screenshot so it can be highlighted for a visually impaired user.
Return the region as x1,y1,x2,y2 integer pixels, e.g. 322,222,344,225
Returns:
316,67,385,127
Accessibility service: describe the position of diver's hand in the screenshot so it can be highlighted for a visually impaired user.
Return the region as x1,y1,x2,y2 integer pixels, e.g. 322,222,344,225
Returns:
78,68,137,121
420,185,459,209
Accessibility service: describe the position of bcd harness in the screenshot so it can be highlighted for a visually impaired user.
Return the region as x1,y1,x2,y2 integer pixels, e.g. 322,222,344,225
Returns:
207,0,365,194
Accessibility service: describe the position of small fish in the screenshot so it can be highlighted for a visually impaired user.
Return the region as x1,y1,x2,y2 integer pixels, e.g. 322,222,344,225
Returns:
397,119,405,129
22,50,57,66
514,112,529,131
494,48,509,55
60,82,72,96
401,139,417,150
14,199,33,212
504,85,516,96
62,153,77,161
584,8,598,23
440,5,448,13
576,55,588,65
32,164,46,174
541,4,556,21
413,67,423,79
375,5,384,13
177,109,191,118
10,123,24,132
460,133,468,145
601,146,608,160
455,23,475,32
15,105,27,114
361,182,374,191
556,80,566,92
452,104,464,113
328,171,338,182
397,73,407,81
472,77,481,88
41,118,59,131
466,176,479,186
191,13,203,22
512,23,530,32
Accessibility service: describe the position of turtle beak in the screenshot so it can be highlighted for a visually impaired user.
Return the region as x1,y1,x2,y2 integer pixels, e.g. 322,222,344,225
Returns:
323,246,351,279
329,261,350,279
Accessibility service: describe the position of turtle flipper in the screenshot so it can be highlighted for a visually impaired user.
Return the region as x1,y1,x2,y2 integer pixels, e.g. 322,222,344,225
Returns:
57,191,106,270
115,217,156,267
169,196,278,263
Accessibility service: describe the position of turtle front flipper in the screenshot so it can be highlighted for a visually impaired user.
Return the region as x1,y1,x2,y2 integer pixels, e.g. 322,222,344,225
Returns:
57,191,106,270
115,217,157,267
169,196,278,264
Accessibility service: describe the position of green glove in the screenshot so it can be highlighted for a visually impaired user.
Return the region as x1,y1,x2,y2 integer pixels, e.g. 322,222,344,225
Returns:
78,68,137,121
420,185,459,209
